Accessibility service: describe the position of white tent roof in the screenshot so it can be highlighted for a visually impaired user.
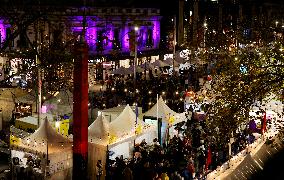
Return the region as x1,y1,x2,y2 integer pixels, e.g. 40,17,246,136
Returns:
139,62,154,70
88,115,109,144
164,58,181,67
109,105,144,137
143,97,177,121
151,60,169,67
20,118,71,153
127,65,144,73
16,114,54,126
110,66,132,75
173,112,188,125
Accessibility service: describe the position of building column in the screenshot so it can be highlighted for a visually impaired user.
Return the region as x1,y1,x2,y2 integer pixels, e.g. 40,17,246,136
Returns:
73,41,89,180
178,0,184,46
218,3,223,32
192,0,199,48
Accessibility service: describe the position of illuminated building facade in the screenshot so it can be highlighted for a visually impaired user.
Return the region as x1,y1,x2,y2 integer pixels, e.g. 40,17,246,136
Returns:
0,7,161,58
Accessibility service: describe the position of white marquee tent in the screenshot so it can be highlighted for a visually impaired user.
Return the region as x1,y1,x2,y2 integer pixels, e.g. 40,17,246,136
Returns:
109,105,144,137
88,115,109,145
88,105,156,180
143,96,177,121
11,118,72,178
143,97,187,142
88,115,110,180
99,105,142,123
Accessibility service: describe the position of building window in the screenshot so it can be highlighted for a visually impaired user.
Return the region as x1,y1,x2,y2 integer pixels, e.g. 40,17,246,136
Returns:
6,28,13,47
17,32,28,48
146,29,153,47
143,9,147,15
112,28,121,50
137,29,144,48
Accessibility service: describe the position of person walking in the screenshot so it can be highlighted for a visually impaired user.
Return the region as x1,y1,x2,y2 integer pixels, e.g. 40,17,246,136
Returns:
96,160,103,180
122,165,133,180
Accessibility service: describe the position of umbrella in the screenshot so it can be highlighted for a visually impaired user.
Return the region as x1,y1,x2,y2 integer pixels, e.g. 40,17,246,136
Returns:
110,66,132,75
151,60,169,68
164,58,181,67
139,62,154,70
175,56,185,64
127,65,144,73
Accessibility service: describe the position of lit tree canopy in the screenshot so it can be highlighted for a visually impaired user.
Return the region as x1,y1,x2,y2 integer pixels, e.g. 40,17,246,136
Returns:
206,42,284,144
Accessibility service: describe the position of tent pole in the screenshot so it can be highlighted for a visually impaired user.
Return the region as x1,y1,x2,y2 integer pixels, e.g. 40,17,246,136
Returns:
45,139,48,178
157,94,159,144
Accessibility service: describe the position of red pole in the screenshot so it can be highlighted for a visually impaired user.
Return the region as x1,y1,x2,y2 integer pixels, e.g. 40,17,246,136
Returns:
73,41,89,179
262,111,267,134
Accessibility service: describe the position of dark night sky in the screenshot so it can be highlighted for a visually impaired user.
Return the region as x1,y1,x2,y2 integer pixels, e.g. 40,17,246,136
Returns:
0,0,176,15
1,0,283,16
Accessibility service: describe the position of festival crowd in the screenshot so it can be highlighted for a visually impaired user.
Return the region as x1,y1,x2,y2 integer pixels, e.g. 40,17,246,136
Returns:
90,66,203,113
91,66,260,180
100,112,258,180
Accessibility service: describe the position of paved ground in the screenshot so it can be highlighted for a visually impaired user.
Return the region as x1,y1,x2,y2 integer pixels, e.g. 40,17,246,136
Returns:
0,161,9,173
0,164,8,172
223,132,284,180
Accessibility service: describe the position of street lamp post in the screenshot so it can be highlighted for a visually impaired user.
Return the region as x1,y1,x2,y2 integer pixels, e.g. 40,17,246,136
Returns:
203,21,207,48
173,16,176,75
134,26,139,85
133,26,139,156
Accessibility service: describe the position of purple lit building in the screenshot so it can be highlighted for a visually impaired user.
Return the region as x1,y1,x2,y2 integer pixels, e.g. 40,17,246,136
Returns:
0,7,161,58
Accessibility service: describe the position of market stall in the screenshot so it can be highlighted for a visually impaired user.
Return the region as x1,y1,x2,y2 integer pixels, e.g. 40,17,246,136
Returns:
15,114,54,132
88,105,156,180
142,97,185,144
99,105,142,123
14,103,32,119
88,115,109,180
11,118,73,179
